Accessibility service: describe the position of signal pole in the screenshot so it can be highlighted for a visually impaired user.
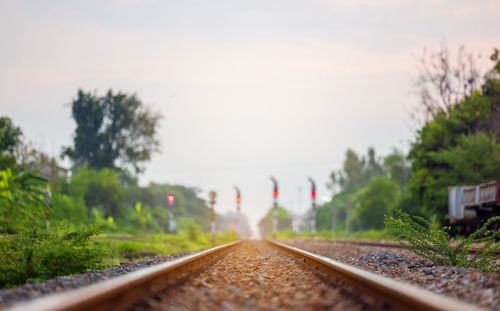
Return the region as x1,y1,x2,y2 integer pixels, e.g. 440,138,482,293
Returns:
270,177,279,238
209,190,217,246
234,186,241,214
167,191,176,232
234,186,242,239
308,177,316,234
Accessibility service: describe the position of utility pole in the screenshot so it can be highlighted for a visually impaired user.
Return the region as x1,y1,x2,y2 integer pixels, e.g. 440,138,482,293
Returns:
308,177,316,234
167,191,176,232
234,186,241,214
234,186,242,239
270,177,279,238
209,190,217,246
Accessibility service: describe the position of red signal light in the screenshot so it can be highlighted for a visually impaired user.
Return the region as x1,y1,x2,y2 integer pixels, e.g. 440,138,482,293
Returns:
273,190,278,198
311,191,316,198
236,197,241,204
167,194,175,202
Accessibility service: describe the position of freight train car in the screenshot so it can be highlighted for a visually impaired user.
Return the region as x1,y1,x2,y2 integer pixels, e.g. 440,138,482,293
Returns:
448,180,500,234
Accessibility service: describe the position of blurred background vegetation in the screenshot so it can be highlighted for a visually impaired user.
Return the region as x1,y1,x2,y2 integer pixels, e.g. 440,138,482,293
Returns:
258,46,500,239
0,90,244,288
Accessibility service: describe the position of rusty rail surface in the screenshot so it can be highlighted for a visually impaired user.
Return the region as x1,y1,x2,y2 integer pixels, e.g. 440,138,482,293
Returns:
9,240,243,311
324,239,500,255
267,240,485,311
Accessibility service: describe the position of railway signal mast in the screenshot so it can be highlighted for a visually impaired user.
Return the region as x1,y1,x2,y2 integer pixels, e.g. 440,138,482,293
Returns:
167,191,176,232
209,190,217,246
308,177,316,234
270,177,279,238
234,186,241,214
234,186,243,239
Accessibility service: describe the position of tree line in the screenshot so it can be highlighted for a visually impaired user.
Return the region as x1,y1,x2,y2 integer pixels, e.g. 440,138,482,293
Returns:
258,45,500,237
0,90,242,288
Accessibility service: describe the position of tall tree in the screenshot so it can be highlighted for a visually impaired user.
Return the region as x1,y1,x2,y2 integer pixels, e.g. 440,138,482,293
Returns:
409,51,500,225
351,177,399,230
338,149,365,192
412,43,482,125
383,148,411,189
334,147,383,193
0,116,22,170
63,90,162,176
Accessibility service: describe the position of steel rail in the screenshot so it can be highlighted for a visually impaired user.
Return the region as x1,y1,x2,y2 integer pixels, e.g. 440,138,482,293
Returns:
267,240,485,311
9,240,243,311
316,239,500,255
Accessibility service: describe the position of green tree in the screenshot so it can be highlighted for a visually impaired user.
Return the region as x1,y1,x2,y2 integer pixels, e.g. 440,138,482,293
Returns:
0,117,22,170
63,90,162,177
364,147,384,181
68,167,125,219
326,147,386,232
383,148,411,189
338,149,365,192
17,141,67,183
409,54,500,225
431,133,500,184
258,206,292,238
350,177,399,230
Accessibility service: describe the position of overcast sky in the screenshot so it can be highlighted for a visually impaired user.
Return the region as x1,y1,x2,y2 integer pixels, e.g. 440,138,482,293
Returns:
1,0,499,233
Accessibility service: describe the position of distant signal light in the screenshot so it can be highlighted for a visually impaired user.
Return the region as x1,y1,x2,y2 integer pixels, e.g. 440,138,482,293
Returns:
167,194,175,203
311,191,316,198
236,196,241,204
273,190,279,198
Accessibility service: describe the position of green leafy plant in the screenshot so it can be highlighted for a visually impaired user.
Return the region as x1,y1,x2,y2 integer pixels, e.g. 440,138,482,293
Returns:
385,210,500,272
0,169,51,231
0,223,104,288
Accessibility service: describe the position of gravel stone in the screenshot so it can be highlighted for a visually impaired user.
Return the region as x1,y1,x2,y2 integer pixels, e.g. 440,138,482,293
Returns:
0,250,200,309
130,240,388,311
282,239,500,310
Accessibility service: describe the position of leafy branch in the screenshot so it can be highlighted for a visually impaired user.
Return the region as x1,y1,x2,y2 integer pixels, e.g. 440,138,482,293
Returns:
385,210,500,272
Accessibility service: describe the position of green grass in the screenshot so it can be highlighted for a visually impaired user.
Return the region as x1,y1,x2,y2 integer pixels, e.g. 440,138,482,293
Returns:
96,230,240,265
274,228,391,241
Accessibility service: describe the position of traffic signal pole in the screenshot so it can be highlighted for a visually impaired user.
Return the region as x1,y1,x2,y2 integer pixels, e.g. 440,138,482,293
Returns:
209,191,217,246
308,177,316,234
270,177,278,238
167,191,176,232
234,186,241,214
233,186,243,239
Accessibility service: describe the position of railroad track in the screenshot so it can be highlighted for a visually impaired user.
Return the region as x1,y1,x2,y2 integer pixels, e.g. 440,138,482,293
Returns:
326,239,500,255
10,240,484,311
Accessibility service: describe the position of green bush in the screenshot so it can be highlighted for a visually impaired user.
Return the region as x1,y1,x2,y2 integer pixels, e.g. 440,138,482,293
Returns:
0,169,51,232
385,210,500,272
0,224,104,288
69,167,125,219
51,193,87,223
350,177,400,231
214,230,240,245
